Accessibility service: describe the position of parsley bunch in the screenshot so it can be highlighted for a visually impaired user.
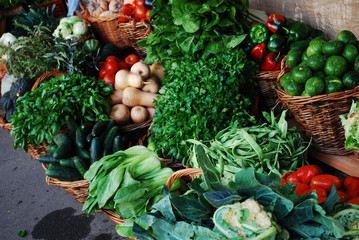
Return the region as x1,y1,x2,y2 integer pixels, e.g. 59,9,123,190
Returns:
150,50,258,162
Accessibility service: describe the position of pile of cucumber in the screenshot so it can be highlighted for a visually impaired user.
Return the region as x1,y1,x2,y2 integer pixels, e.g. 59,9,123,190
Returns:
38,119,129,181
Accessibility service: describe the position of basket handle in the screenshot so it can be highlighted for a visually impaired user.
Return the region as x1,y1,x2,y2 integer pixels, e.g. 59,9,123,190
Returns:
166,168,203,191
32,71,69,91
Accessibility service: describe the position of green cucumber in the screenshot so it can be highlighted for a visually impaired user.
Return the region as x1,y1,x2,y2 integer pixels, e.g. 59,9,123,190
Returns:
86,132,93,143
91,120,111,137
53,133,75,159
112,135,129,153
45,164,83,181
90,137,103,163
46,144,58,154
76,127,88,149
76,148,91,160
98,119,116,143
73,156,89,176
60,158,77,168
103,126,119,156
81,122,94,135
38,154,61,164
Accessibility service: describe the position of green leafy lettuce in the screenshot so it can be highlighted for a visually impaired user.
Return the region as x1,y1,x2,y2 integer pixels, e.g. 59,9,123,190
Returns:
340,101,359,150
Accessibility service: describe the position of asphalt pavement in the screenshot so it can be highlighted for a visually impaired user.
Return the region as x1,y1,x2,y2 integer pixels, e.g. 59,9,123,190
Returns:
0,126,128,240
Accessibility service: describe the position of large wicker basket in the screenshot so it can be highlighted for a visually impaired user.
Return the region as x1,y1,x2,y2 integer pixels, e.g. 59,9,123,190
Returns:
275,67,359,155
79,2,151,59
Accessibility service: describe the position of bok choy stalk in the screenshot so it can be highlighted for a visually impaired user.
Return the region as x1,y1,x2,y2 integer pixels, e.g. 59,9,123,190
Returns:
188,110,310,179
82,146,181,218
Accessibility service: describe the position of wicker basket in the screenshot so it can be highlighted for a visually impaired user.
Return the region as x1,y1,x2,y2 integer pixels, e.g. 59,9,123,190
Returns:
275,67,359,155
256,56,290,113
166,168,203,191
79,2,151,59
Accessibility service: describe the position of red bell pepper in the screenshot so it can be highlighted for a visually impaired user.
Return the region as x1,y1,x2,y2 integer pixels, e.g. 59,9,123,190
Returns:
260,53,282,71
296,165,323,184
266,14,286,33
295,182,310,195
343,176,359,198
310,174,343,192
348,196,359,205
250,43,267,61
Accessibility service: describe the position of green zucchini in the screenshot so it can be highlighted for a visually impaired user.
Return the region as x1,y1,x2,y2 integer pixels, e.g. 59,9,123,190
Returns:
90,137,103,163
53,133,75,159
60,158,77,168
91,120,111,137
86,132,93,143
103,126,119,156
76,127,88,149
46,163,83,181
46,144,58,154
73,156,89,176
38,154,61,164
81,122,94,135
113,135,129,153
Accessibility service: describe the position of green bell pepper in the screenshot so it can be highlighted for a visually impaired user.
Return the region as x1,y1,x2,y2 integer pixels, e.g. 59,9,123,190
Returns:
267,34,285,53
287,22,309,43
250,23,269,44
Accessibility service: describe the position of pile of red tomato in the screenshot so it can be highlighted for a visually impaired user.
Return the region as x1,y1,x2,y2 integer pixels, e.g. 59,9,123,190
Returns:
98,53,140,86
118,0,151,23
282,165,359,204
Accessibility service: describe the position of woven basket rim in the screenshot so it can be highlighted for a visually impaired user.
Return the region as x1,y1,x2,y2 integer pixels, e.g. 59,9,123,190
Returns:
31,71,69,91
166,168,203,190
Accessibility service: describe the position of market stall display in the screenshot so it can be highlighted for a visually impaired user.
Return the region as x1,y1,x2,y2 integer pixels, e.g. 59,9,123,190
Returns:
1,0,359,239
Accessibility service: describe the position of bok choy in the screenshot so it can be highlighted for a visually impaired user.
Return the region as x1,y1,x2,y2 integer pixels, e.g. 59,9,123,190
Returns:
82,145,181,218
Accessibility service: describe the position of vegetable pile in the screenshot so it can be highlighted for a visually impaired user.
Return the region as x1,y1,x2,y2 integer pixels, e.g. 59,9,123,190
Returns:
282,29,359,96
10,74,112,151
117,146,359,239
38,119,129,181
340,101,359,151
82,145,181,218
248,13,324,71
189,110,310,177
284,164,359,204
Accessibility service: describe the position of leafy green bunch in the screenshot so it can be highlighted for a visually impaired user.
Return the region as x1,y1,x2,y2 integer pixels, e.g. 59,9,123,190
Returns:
139,0,251,63
10,74,112,151
149,49,258,162
0,28,58,79
11,5,57,37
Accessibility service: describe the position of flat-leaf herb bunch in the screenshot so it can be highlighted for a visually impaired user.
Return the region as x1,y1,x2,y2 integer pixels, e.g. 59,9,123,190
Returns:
150,49,258,162
139,0,251,63
10,74,112,151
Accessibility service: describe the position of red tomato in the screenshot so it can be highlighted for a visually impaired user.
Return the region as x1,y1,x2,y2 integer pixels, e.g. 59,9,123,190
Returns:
348,196,359,205
296,165,323,184
118,61,130,69
118,10,130,23
295,182,310,195
99,67,107,79
125,54,140,67
336,190,350,202
134,0,144,8
106,55,120,63
286,172,301,184
105,61,121,74
133,5,147,19
122,3,132,15
344,176,359,198
302,187,328,199
310,174,343,192
103,73,115,86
